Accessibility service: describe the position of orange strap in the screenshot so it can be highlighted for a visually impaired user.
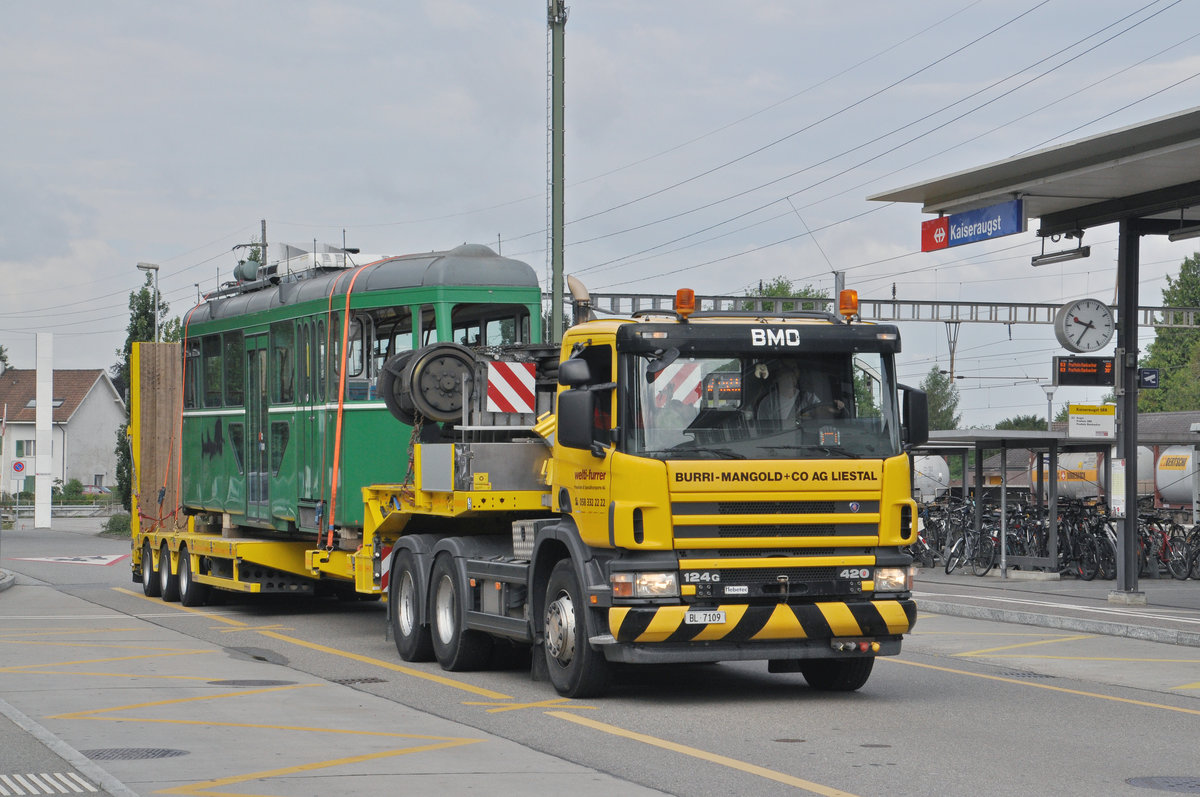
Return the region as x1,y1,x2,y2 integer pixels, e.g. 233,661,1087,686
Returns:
325,264,373,548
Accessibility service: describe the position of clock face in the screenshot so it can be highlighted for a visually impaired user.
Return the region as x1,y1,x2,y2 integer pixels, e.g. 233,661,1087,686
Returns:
1055,298,1114,353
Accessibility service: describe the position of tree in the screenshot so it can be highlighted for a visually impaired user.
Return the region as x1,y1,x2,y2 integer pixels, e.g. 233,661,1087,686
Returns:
995,414,1046,431
742,276,827,312
112,272,170,511
0,345,8,369
920,366,961,430
1139,252,1200,412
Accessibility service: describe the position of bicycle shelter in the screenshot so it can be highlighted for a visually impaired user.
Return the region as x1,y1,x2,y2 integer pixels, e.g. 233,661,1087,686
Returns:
919,430,1114,576
873,106,1200,601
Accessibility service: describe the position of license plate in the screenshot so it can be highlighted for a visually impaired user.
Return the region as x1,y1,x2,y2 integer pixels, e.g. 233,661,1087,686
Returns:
685,610,726,625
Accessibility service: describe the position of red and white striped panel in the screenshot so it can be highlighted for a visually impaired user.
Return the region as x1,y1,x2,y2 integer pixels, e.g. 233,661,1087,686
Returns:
486,361,537,413
655,362,702,407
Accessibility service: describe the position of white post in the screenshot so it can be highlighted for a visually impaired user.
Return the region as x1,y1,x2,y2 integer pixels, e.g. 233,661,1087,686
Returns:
35,333,52,528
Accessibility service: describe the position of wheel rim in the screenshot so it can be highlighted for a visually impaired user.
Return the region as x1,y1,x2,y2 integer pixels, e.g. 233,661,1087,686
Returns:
398,572,417,637
142,542,154,586
179,550,191,593
159,546,171,593
544,590,575,665
434,574,456,645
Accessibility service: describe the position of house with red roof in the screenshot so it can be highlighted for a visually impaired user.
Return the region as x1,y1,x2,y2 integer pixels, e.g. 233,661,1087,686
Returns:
0,368,125,496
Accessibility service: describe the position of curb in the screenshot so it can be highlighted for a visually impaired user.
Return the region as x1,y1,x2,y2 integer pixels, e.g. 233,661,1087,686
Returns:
916,597,1200,649
0,569,14,593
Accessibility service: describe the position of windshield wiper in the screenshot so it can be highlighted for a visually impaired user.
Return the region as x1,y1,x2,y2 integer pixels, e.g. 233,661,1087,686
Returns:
761,445,857,458
669,445,746,459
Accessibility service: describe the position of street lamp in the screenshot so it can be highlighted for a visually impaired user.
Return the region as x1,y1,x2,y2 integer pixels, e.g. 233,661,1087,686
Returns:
136,262,160,343
1041,384,1056,432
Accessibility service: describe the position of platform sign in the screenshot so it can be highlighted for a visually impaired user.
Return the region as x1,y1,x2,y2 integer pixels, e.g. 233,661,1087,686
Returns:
1054,356,1115,387
921,199,1024,252
1068,404,1116,439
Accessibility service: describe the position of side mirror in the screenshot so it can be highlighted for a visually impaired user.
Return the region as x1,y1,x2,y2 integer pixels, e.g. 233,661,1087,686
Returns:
899,385,929,448
557,388,596,451
558,358,592,387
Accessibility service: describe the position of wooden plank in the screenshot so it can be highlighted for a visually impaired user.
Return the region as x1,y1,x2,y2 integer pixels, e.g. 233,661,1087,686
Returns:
136,342,182,533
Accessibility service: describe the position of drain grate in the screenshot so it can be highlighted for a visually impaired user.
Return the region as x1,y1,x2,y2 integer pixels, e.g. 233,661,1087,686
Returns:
207,679,297,687
1001,670,1056,679
1129,777,1200,793
332,677,387,685
83,748,188,761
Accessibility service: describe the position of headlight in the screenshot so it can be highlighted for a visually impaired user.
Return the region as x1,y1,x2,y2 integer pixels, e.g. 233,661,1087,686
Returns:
611,571,679,599
874,566,913,593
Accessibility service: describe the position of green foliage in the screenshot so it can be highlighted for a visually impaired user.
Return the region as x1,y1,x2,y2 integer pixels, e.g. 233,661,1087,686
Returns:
995,414,1046,432
741,276,828,312
1139,252,1200,413
919,366,961,430
62,478,84,499
0,345,8,368
102,512,131,537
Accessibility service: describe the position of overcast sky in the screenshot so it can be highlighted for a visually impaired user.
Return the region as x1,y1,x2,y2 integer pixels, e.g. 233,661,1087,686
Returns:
3,0,1199,426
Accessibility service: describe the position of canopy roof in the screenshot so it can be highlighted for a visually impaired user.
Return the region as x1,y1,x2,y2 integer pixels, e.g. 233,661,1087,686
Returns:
869,106,1200,236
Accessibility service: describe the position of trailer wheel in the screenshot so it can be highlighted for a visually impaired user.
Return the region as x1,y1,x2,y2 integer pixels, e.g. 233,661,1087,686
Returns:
140,540,161,598
178,545,211,607
159,543,180,602
429,555,492,670
799,657,874,692
543,559,609,698
391,549,433,662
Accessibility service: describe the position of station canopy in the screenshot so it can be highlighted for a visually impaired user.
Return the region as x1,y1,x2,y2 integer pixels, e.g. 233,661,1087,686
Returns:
869,106,1200,235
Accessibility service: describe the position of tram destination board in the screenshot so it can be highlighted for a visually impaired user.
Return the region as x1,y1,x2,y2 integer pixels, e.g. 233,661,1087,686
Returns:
1053,356,1115,387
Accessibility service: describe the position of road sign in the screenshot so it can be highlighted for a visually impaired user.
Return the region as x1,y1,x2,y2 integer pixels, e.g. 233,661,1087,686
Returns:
921,199,1024,252
12,461,23,473
1139,368,1160,389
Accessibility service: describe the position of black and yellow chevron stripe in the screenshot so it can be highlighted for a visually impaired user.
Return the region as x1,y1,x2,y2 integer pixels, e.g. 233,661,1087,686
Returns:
609,599,916,644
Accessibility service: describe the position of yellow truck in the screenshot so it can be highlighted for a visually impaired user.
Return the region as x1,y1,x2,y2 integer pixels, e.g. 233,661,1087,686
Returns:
132,275,926,698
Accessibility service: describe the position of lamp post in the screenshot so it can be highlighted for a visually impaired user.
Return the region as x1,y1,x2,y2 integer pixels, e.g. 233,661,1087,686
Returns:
1041,384,1056,432
136,262,160,343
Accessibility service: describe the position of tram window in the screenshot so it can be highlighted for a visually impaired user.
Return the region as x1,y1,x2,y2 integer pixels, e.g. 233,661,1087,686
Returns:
345,317,365,378
202,335,222,408
371,312,413,375
452,303,528,346
184,342,200,409
299,321,312,402
316,319,327,401
270,422,289,474
228,422,244,473
271,322,294,404
224,332,244,406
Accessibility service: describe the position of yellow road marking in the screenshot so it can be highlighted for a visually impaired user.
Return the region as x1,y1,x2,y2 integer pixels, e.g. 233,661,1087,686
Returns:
890,659,1200,716
464,697,594,713
50,683,321,719
214,624,293,632
0,650,205,673
955,634,1095,656
977,654,1200,664
0,628,139,638
257,630,513,700
115,587,514,700
547,711,860,797
1177,681,1200,690
156,738,483,797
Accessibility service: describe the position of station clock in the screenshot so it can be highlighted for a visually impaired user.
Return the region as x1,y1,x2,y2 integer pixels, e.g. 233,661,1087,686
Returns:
1054,298,1114,353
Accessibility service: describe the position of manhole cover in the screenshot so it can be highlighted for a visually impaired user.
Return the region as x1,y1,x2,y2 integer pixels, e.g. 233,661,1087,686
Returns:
207,679,297,687
332,677,386,685
83,748,188,761
1128,777,1200,793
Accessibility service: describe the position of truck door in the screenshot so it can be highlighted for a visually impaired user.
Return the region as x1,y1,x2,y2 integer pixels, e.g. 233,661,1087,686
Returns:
245,333,270,523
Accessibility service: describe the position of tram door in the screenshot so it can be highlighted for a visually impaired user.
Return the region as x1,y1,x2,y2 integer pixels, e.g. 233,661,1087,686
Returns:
245,334,270,523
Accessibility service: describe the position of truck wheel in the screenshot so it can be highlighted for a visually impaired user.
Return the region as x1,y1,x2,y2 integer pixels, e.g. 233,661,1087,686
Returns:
141,540,161,598
429,555,492,670
178,545,211,607
159,543,180,602
391,550,434,662
800,657,874,692
543,559,609,698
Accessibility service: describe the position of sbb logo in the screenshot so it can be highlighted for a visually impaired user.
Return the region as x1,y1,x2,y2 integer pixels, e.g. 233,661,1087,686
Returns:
921,217,950,252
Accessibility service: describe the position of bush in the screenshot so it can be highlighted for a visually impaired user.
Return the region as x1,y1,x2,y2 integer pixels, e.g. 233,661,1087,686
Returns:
102,513,131,537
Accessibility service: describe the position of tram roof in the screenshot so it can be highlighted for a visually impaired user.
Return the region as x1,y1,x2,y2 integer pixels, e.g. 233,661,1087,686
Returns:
190,244,539,324
869,106,1200,235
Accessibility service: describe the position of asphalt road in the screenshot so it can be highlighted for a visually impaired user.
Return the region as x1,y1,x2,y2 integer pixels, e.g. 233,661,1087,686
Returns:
2,523,1199,797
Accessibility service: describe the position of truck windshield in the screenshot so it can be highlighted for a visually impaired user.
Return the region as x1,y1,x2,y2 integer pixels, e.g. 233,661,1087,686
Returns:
625,351,901,461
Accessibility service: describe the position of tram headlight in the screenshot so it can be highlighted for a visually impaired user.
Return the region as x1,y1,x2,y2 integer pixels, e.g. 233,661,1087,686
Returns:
611,571,679,599
874,566,913,593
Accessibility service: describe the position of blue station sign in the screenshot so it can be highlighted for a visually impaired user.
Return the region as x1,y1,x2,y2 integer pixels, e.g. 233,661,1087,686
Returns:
921,199,1024,252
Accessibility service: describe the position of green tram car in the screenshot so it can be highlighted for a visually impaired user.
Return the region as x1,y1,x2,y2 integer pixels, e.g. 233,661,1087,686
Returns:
180,244,542,537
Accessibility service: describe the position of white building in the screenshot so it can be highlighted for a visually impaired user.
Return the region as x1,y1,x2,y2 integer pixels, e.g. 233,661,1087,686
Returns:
0,368,126,495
